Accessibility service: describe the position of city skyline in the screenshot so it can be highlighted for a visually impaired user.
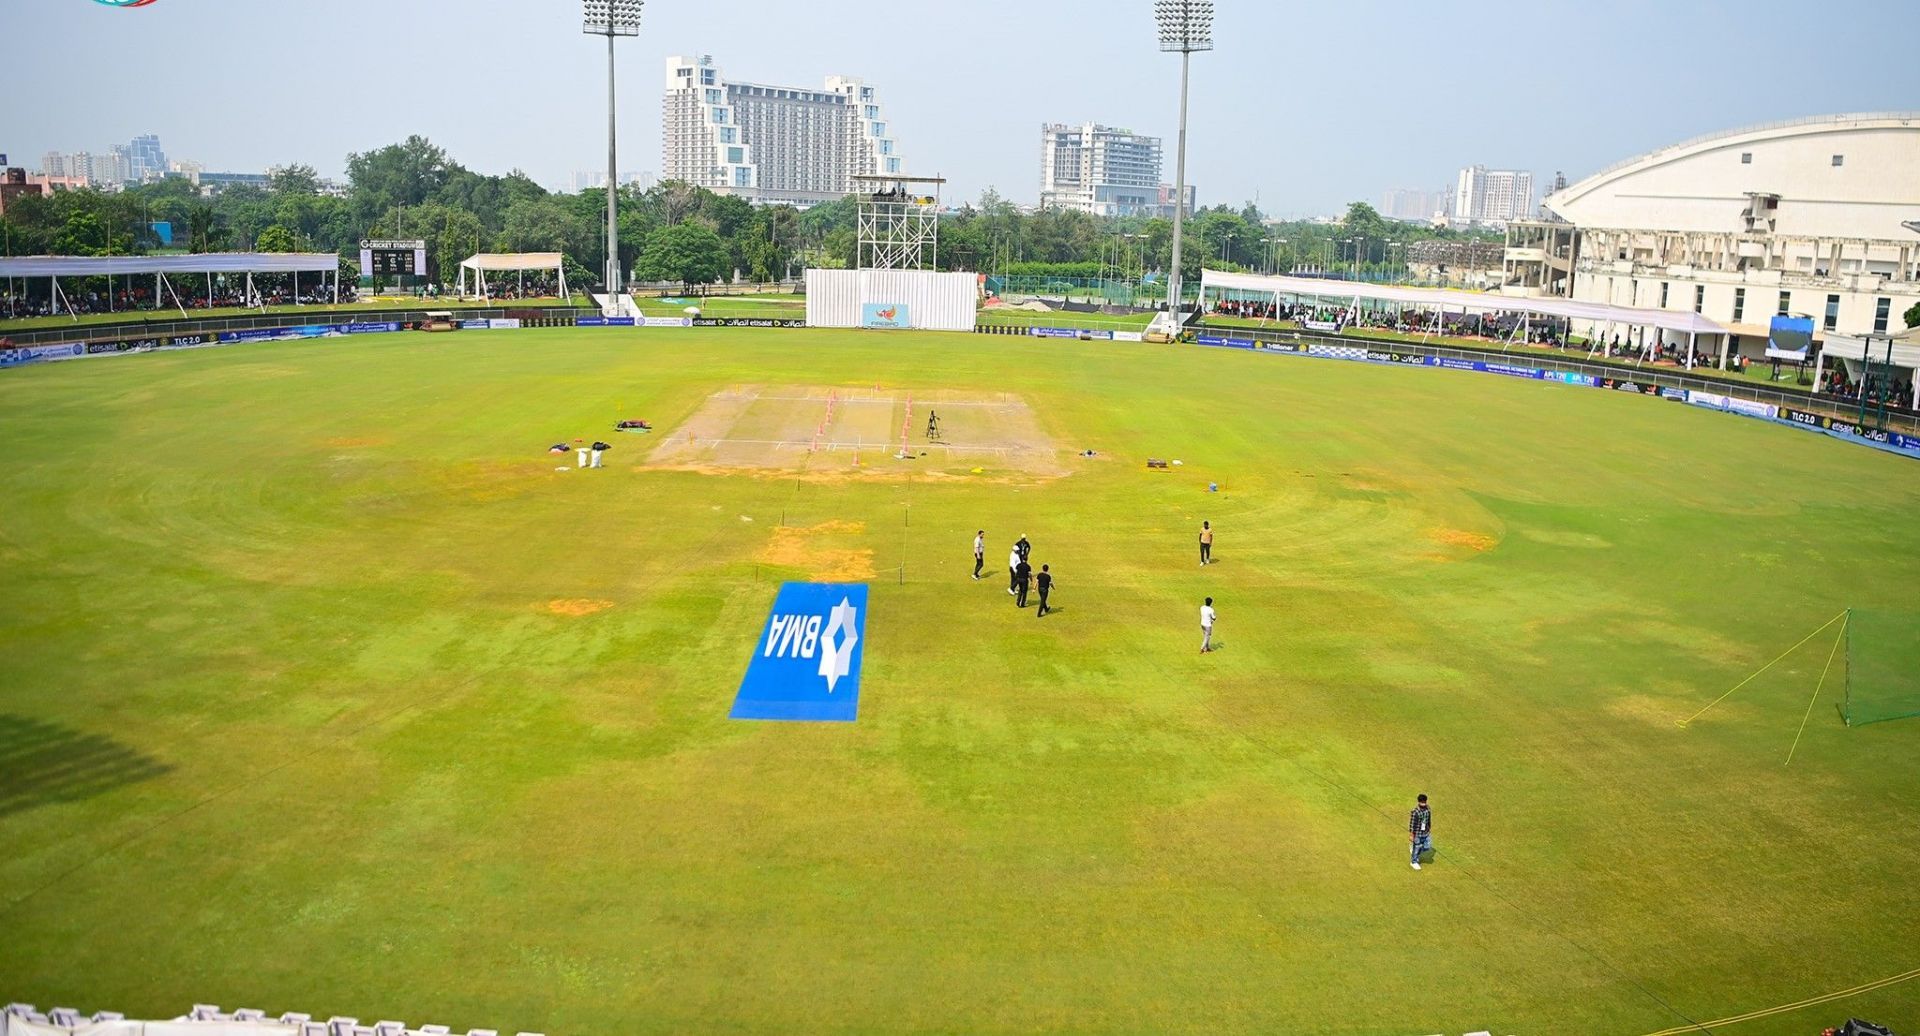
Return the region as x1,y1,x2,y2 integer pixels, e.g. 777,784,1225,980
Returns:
2,0,1916,215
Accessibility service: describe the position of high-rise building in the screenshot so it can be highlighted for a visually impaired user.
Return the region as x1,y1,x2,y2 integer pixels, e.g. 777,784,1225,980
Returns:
41,151,71,179
1452,165,1534,225
1380,187,1447,221
1038,123,1165,217
570,170,657,194
662,54,901,208
125,134,165,182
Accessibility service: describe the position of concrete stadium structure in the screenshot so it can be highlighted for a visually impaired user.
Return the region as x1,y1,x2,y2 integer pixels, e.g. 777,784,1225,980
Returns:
1503,112,1920,367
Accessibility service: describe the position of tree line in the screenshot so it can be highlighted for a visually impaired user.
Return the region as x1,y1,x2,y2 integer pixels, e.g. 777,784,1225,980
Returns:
1,134,1501,293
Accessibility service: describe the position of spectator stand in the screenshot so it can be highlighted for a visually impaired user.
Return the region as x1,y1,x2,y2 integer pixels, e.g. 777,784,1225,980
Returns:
455,253,567,304
0,253,341,322
1198,268,1731,370
1820,329,1920,412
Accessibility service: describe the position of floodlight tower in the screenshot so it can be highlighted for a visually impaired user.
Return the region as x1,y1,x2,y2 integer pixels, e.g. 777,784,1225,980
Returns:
1155,0,1212,320
584,0,642,308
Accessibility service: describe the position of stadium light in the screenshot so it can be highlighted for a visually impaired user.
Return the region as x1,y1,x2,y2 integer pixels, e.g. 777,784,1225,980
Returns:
1153,1,1212,318
584,0,643,306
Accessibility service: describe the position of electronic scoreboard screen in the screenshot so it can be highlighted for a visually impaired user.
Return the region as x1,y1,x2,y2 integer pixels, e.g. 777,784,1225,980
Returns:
359,239,427,278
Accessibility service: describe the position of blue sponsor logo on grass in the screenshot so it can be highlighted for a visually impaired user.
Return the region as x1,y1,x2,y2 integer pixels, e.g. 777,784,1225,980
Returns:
731,582,868,722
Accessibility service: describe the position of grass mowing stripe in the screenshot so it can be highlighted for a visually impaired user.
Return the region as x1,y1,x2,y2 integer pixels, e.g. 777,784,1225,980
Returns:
0,671,489,916
1197,696,1706,1034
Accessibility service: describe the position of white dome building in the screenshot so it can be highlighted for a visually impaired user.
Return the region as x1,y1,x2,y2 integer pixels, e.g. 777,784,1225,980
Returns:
1504,112,1920,369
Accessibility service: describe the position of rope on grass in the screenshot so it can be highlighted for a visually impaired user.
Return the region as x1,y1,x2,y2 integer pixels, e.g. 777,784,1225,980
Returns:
1635,963,1920,1036
1677,610,1847,727
1783,612,1848,766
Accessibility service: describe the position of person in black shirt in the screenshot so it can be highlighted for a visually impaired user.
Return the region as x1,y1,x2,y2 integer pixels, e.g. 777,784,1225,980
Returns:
1014,557,1032,608
1035,564,1053,616
1015,534,1032,565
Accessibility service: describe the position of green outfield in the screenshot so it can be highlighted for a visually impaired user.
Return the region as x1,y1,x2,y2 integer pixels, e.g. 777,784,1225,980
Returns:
0,327,1916,1035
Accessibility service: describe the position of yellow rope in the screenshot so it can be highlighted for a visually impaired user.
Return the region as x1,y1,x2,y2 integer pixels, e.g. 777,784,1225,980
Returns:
1637,964,1920,1036
1678,611,1847,727
1784,614,1848,765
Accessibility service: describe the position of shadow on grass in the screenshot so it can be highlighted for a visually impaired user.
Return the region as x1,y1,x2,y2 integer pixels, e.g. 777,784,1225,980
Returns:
0,714,172,819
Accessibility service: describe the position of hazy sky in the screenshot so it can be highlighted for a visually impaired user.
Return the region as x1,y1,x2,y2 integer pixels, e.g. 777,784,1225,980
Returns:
4,0,1916,216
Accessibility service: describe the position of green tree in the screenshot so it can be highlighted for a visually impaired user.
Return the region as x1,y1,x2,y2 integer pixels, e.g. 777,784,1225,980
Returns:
1341,201,1390,242
345,135,459,226
1905,301,1920,329
254,224,303,253
186,203,223,253
270,163,321,196
634,221,728,290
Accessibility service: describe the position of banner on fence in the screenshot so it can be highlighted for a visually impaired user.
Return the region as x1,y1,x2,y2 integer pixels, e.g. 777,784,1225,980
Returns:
0,342,86,367
1113,330,1145,342
217,324,338,344
1031,327,1114,340
691,317,803,328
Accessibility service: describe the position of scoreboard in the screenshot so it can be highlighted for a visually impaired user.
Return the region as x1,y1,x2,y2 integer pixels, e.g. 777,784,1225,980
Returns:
359,238,427,278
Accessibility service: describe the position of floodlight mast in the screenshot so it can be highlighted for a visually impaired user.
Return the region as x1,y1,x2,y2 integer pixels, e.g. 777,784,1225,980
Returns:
1154,0,1212,321
584,0,642,308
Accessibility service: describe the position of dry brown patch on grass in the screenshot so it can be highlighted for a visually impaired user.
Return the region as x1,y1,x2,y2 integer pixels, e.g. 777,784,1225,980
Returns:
1429,528,1499,552
545,598,614,617
1606,693,1685,728
757,521,876,581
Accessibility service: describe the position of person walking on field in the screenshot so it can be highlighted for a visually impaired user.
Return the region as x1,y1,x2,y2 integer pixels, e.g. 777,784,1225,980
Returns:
1014,557,1033,608
1007,543,1022,595
1035,564,1053,617
1409,794,1433,870
973,530,986,580
1199,520,1214,566
1200,596,1216,653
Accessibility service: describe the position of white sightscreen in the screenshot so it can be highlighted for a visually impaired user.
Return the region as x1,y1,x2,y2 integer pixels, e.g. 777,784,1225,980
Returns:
805,269,978,332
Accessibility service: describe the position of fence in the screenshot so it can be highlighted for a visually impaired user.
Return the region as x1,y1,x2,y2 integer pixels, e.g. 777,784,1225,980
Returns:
1200,323,1920,436
0,306,596,347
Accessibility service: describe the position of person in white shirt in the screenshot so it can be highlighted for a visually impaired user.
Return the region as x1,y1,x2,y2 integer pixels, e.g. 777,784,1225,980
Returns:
1200,597,1217,653
973,530,986,580
1007,545,1022,595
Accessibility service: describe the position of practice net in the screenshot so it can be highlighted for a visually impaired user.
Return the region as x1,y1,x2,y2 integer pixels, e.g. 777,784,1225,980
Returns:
1845,609,1920,726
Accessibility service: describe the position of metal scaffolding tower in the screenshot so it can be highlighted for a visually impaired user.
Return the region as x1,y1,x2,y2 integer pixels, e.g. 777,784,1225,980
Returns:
854,174,944,271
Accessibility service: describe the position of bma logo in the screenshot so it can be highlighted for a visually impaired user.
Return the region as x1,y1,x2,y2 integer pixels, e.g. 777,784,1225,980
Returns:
731,582,868,722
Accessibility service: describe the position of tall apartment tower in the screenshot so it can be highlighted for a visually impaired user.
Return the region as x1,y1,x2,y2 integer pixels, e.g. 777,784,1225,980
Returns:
1452,165,1535,225
1038,123,1164,216
662,55,902,208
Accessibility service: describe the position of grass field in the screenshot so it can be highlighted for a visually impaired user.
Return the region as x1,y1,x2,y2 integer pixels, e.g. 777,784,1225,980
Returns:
1,327,1917,1035
634,295,806,320
976,306,1157,331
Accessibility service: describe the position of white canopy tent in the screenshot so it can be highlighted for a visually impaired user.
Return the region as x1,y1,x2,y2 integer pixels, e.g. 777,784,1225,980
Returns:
0,253,341,320
1818,329,1920,409
456,252,566,303
1199,269,1732,368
